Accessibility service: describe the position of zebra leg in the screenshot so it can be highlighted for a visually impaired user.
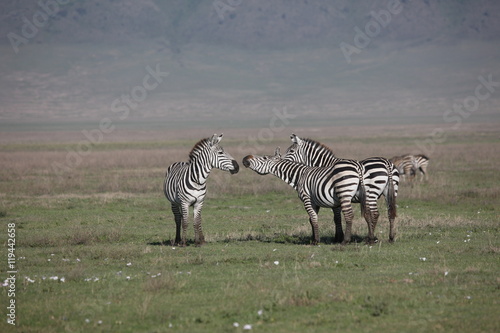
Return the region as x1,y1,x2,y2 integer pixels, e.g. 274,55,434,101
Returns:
171,204,182,246
303,199,320,245
180,203,190,247
332,206,344,243
340,200,355,245
193,201,205,246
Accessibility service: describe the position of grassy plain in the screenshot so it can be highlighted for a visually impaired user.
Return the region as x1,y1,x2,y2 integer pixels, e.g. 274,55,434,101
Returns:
0,123,499,332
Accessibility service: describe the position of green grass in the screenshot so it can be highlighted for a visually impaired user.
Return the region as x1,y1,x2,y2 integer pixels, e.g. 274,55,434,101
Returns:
0,128,499,332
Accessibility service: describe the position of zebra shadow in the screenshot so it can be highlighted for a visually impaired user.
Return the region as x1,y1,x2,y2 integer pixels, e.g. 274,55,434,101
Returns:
147,234,366,246
240,233,366,245
147,239,198,247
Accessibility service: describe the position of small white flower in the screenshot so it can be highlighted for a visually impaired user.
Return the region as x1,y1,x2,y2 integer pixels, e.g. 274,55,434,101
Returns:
436,241,440,244
257,309,263,316
274,261,279,265
172,247,176,250
85,319,90,323
126,262,132,266
60,277,66,282
444,271,449,277
97,320,103,325
243,324,252,330
49,276,59,281
126,276,131,280
233,322,239,327
419,257,427,262
466,296,472,300
76,258,81,262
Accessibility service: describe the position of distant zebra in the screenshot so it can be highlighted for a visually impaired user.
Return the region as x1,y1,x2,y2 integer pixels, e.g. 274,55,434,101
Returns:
389,154,417,181
163,134,239,246
414,154,430,181
242,147,367,245
284,134,399,243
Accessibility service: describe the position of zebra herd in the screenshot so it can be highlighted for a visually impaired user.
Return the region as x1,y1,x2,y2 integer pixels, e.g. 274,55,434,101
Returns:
163,133,429,246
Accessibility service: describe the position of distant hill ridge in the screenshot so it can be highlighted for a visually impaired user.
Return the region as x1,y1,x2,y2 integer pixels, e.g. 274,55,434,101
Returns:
2,0,499,49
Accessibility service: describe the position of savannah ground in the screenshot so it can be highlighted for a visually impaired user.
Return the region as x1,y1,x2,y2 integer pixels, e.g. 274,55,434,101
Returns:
0,122,498,332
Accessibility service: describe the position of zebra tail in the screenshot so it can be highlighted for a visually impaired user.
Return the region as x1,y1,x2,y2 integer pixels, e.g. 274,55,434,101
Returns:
387,166,397,219
358,175,367,218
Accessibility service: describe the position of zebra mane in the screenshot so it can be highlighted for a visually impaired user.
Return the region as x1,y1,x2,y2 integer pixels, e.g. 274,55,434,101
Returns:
188,138,211,162
302,138,336,157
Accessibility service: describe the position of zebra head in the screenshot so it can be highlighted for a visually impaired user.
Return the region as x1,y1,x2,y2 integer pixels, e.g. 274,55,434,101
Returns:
283,133,308,164
206,134,239,174
242,147,281,175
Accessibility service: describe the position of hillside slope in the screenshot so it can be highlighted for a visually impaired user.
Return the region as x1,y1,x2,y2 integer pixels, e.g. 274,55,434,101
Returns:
2,0,499,48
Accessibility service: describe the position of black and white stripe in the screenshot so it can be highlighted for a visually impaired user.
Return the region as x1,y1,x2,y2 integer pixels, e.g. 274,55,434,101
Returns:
414,154,430,180
243,148,366,245
389,154,418,182
283,134,399,243
163,134,239,246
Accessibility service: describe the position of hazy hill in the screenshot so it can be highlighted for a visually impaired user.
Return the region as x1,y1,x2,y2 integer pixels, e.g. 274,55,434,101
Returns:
0,1,499,126
2,0,499,48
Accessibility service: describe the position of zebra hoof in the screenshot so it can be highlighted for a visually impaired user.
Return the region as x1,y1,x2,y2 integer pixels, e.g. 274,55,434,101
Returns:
334,235,344,243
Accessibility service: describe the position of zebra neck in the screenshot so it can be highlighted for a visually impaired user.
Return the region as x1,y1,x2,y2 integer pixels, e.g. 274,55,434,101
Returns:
271,160,307,189
309,152,338,167
189,159,211,185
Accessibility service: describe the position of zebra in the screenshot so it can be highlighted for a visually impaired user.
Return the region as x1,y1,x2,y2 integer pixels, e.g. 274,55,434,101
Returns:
283,134,399,243
163,134,239,246
242,147,367,245
414,154,430,181
389,154,418,182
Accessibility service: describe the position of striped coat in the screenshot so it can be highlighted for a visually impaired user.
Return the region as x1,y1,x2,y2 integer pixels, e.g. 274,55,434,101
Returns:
283,134,399,243
164,134,239,246
243,148,366,245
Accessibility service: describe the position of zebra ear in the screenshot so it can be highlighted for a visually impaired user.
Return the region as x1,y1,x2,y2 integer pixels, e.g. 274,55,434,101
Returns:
290,133,302,144
275,147,281,158
210,134,223,145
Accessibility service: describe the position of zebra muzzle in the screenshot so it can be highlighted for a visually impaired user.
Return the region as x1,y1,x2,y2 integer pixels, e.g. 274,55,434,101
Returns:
242,155,252,168
230,160,240,174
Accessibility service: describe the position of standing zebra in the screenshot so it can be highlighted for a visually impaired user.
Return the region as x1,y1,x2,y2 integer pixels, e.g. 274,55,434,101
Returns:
283,134,399,243
242,148,367,245
414,154,430,181
389,154,417,182
163,134,239,246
